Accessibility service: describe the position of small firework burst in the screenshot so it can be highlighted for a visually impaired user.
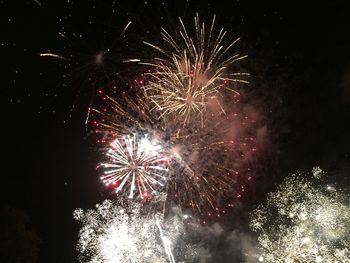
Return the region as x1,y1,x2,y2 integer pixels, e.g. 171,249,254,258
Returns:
249,168,350,262
37,1,139,119
142,14,249,125
100,132,169,199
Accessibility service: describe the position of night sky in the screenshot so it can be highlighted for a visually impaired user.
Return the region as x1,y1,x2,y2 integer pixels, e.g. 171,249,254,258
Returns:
1,0,350,262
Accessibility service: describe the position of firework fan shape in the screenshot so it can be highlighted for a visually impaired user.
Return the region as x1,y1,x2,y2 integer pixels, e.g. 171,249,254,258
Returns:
100,132,169,199
249,168,350,263
142,14,249,125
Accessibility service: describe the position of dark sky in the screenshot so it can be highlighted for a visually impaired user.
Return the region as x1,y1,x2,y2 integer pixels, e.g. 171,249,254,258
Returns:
1,0,350,262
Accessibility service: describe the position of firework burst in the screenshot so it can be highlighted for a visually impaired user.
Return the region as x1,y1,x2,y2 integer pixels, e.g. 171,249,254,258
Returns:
100,132,169,200
88,14,260,218
92,90,258,217
74,200,190,263
249,168,350,262
142,14,249,125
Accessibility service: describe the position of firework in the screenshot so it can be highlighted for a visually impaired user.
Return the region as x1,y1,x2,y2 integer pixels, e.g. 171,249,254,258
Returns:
249,168,350,262
90,14,259,217
100,132,169,199
164,107,257,216
74,200,191,263
142,14,249,125
39,53,70,61
93,91,258,217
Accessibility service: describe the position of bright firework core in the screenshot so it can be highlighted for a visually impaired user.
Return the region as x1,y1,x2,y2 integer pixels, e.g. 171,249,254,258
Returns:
74,200,189,263
100,133,169,199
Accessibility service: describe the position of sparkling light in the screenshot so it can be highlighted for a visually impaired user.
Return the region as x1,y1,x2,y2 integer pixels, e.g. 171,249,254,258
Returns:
250,168,350,262
89,15,260,217
74,200,185,263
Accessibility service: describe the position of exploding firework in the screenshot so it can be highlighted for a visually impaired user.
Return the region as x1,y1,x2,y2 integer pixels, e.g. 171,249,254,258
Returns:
249,168,350,262
100,132,169,199
74,200,194,263
92,90,258,217
142,14,249,125
88,14,260,217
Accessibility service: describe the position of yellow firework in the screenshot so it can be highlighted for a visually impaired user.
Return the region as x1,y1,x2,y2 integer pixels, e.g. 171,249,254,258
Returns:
142,14,249,125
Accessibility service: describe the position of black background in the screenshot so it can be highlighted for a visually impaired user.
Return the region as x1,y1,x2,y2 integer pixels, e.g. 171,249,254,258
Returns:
1,0,350,262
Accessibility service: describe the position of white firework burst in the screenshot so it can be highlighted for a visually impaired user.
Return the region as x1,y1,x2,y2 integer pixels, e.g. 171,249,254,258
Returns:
73,200,184,263
100,133,169,199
